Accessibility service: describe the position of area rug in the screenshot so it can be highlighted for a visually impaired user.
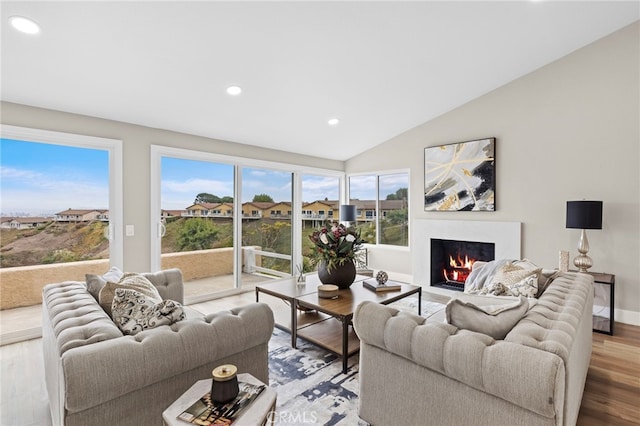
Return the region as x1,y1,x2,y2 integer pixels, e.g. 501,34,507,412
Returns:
267,295,445,425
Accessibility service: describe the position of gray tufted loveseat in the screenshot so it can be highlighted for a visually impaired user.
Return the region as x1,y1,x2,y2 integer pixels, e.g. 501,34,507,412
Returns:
353,272,594,426
42,268,274,426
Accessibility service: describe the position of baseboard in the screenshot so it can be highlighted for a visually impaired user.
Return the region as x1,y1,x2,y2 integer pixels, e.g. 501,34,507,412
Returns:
0,326,42,346
616,308,640,326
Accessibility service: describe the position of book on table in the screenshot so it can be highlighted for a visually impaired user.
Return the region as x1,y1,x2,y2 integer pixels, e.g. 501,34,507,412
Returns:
363,279,401,292
177,381,266,425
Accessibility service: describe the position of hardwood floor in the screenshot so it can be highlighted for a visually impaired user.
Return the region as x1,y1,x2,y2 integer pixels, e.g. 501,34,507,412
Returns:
577,322,640,425
1,290,638,425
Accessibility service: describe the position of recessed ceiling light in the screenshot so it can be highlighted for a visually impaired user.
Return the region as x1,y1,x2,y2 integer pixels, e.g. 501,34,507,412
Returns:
328,118,340,126
9,16,40,35
226,86,242,96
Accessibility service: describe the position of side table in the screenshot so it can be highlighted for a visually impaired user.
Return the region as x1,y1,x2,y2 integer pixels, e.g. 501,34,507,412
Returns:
162,373,277,426
588,272,615,335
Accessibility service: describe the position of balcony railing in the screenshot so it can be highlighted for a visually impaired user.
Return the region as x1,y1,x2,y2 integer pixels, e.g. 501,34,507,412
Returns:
0,246,288,311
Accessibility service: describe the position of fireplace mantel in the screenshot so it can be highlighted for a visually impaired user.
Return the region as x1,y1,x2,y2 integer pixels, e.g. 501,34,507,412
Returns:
413,219,521,294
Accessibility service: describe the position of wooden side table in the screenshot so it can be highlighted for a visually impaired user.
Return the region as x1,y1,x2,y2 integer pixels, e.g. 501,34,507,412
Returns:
162,373,277,426
588,272,615,335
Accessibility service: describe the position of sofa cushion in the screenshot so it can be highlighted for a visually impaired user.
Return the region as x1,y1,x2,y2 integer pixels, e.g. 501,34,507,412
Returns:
111,288,185,335
86,266,124,301
445,295,529,339
98,273,162,317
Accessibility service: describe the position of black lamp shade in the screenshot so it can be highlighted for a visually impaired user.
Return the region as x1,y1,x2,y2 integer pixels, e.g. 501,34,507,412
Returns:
339,204,356,222
566,201,603,230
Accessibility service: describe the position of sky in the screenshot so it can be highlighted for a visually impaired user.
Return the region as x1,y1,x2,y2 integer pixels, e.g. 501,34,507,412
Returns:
1,139,109,216
1,139,408,216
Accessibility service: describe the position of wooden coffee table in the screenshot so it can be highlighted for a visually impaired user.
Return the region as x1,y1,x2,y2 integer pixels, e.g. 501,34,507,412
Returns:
257,275,421,373
255,274,328,347
296,279,421,374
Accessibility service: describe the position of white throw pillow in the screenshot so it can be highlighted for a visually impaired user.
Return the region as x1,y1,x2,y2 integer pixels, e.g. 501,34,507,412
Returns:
445,295,529,340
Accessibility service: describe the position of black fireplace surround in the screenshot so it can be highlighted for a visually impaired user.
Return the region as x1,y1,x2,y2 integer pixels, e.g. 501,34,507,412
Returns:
430,238,495,291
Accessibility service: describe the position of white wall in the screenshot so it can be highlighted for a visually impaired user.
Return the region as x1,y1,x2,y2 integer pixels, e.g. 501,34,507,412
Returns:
346,22,640,324
0,103,344,272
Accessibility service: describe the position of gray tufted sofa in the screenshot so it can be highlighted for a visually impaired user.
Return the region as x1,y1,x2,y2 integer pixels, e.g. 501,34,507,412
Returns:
42,268,274,426
353,272,594,426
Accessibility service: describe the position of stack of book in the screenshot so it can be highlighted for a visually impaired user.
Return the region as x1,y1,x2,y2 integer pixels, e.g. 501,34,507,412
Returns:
177,381,265,425
363,279,401,292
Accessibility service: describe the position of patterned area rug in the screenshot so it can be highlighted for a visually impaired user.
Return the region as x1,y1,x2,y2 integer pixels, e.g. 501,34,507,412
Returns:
267,295,446,425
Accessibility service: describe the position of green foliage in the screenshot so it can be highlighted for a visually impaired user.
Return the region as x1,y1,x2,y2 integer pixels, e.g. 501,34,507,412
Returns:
42,249,79,264
252,193,274,203
308,223,364,272
194,193,233,204
177,218,219,251
385,187,408,200
358,222,376,244
384,208,408,225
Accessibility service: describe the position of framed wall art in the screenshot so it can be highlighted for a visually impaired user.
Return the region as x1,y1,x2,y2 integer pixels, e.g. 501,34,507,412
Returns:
424,138,495,211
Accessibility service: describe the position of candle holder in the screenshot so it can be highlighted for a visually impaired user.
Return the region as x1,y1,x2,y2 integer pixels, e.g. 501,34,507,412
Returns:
211,364,239,404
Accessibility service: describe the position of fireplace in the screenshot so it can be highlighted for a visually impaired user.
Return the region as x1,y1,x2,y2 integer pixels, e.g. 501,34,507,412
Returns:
413,220,521,295
430,239,495,291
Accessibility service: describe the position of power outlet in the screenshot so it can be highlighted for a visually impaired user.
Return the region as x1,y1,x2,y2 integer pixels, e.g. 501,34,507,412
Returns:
126,225,135,237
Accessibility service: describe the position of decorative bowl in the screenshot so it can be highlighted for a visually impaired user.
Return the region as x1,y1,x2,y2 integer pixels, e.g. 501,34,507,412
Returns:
317,284,339,299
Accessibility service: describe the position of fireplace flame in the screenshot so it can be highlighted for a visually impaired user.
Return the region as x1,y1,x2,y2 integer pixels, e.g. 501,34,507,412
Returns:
444,255,477,283
449,254,474,269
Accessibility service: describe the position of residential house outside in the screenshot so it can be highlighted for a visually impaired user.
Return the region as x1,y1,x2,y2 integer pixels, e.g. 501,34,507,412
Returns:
54,208,104,222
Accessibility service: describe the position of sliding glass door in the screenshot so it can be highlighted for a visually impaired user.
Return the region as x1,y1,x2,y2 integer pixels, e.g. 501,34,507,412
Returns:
151,145,345,300
300,174,340,273
240,167,293,287
158,156,236,301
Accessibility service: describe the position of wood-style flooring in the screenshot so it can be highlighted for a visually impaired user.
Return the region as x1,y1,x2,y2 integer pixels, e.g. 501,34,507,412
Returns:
1,291,638,425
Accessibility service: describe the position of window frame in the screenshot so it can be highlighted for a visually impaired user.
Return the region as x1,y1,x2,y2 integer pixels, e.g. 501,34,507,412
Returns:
347,169,410,249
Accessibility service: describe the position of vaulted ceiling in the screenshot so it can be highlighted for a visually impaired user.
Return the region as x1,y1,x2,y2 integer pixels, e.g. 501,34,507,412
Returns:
2,1,638,160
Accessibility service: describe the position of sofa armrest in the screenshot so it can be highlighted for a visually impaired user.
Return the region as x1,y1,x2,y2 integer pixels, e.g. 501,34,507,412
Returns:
354,301,565,419
62,302,274,414
142,268,184,304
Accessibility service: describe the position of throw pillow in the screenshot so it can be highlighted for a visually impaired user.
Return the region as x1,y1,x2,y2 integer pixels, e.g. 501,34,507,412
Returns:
111,288,185,335
537,270,561,297
86,266,124,301
98,273,162,317
484,263,542,298
445,295,529,340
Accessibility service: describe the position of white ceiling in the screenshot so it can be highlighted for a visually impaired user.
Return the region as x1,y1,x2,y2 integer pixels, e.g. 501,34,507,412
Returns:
2,1,638,160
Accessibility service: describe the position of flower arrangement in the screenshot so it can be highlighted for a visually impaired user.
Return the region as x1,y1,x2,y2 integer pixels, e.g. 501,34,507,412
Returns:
309,223,364,272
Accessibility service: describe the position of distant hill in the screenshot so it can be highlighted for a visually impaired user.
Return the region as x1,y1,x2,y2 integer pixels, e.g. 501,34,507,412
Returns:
0,221,109,268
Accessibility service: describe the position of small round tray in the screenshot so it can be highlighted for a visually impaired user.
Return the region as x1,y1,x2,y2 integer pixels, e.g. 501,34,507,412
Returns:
317,284,339,299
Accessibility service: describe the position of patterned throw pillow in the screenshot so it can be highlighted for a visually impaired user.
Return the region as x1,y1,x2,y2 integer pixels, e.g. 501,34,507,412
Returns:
480,263,541,298
111,288,185,335
98,273,162,317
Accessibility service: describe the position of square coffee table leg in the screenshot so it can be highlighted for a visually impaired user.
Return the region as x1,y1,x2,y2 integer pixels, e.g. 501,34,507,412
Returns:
342,316,349,374
291,298,297,349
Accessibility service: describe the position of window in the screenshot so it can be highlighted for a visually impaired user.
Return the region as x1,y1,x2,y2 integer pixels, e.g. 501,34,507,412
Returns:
0,125,123,308
349,171,409,247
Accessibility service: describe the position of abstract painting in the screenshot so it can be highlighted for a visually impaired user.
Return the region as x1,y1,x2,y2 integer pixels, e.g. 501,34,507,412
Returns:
424,138,495,211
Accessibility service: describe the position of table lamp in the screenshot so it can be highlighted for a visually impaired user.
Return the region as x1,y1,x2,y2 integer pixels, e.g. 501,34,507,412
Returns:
566,200,603,272
339,204,356,226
